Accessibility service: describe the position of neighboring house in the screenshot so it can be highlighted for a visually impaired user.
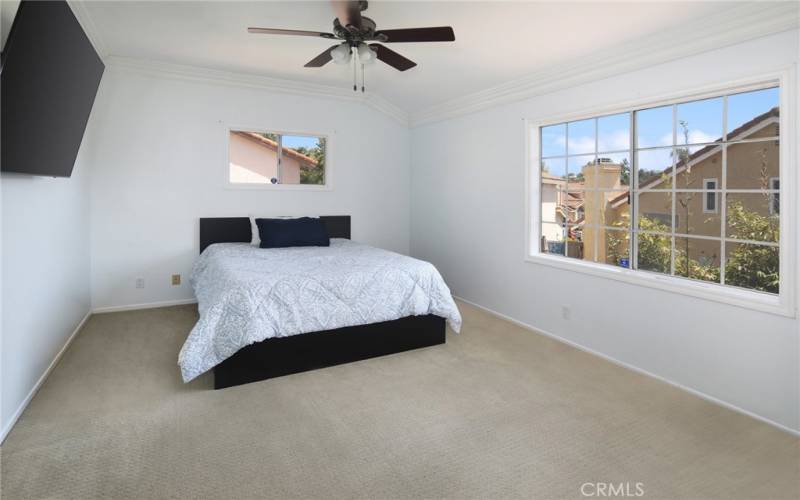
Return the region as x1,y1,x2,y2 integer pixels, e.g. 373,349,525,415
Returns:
544,107,779,266
541,172,585,244
229,131,318,184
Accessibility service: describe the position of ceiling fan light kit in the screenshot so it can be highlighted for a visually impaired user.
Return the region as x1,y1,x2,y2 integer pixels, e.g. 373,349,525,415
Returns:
248,0,455,92
331,43,352,64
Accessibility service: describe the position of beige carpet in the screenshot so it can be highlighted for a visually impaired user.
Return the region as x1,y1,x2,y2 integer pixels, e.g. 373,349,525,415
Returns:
1,302,797,499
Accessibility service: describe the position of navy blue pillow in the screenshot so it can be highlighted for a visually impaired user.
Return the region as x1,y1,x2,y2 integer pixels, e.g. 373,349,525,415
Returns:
256,218,330,249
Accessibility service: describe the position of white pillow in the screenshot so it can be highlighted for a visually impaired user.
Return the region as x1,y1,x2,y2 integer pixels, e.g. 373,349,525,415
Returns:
249,215,320,246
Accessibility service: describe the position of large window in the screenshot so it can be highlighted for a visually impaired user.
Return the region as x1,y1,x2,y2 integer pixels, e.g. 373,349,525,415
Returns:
228,129,327,187
531,82,787,305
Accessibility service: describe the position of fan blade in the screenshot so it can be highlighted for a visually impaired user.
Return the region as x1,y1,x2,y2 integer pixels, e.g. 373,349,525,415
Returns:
332,0,362,29
370,44,416,71
248,27,336,39
304,45,339,67
375,27,455,43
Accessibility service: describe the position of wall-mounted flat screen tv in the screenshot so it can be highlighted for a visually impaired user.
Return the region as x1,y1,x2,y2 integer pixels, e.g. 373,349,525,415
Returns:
1,0,104,177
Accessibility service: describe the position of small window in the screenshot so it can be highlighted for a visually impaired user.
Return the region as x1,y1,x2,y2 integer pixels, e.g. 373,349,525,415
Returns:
703,178,718,213
228,129,326,186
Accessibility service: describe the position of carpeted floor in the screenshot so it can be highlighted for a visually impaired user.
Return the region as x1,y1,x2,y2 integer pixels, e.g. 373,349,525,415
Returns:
1,301,798,499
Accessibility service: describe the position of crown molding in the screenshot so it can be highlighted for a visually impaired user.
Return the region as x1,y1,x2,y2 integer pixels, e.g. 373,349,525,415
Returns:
65,1,407,125
410,2,799,127
67,0,108,58
105,56,409,125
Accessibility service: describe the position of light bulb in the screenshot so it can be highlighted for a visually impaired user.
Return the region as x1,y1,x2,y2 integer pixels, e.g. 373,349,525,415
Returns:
331,44,351,65
357,43,377,65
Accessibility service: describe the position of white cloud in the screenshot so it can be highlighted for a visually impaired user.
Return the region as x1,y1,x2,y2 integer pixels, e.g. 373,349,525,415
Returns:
598,130,630,153
659,129,719,146
567,136,595,155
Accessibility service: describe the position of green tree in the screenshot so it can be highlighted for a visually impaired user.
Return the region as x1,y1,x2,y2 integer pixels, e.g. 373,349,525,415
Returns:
299,138,326,185
724,201,779,293
636,216,672,273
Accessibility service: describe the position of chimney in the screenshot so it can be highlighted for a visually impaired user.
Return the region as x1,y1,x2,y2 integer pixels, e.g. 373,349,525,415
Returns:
582,158,622,190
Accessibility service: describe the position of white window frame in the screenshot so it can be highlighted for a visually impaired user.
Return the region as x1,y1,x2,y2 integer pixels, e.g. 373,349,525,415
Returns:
702,178,718,214
224,124,333,191
524,70,795,317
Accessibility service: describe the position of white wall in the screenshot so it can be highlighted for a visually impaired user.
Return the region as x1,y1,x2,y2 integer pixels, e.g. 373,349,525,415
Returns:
410,30,800,432
1,108,96,439
88,67,411,310
0,0,94,438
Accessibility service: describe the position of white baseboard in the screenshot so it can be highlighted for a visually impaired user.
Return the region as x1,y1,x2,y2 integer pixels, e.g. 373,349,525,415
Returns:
453,295,800,437
92,298,197,314
0,310,92,444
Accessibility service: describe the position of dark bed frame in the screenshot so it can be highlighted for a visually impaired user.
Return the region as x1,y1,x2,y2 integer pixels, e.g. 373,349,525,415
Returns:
199,216,447,389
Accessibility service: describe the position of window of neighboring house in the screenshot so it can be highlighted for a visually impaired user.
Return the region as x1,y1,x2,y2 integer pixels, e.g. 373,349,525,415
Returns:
531,82,786,307
228,129,327,187
703,178,718,213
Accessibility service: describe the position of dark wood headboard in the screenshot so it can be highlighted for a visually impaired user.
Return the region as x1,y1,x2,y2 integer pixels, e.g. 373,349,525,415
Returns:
199,216,351,253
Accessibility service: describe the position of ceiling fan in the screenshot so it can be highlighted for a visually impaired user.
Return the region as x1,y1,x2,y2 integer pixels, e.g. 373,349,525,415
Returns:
248,0,455,91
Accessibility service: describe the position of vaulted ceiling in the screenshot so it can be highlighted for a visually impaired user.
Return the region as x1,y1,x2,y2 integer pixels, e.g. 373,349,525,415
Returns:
74,1,796,119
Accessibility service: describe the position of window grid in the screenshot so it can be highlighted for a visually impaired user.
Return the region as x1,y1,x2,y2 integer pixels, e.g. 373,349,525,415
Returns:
539,86,780,293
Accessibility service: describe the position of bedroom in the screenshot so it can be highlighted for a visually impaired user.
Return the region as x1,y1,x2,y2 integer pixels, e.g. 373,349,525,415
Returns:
0,0,798,498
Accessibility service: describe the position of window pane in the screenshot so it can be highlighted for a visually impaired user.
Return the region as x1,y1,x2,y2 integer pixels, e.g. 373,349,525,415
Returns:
598,191,630,229
541,184,566,247
566,226,585,260
726,140,779,189
725,242,779,294
636,105,673,148
637,191,673,232
602,229,631,268
541,124,566,157
676,97,723,145
541,224,566,256
542,157,567,181
598,113,630,153
596,153,630,188
726,193,779,243
676,191,720,237
674,237,720,283
229,130,280,184
563,188,585,225
636,233,671,274
607,191,631,230
636,147,673,189
727,87,779,140
674,144,722,190
568,119,595,155
282,135,326,185
568,155,594,186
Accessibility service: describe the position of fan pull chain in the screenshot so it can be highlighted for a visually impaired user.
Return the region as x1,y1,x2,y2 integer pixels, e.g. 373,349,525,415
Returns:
361,64,365,93
352,48,357,92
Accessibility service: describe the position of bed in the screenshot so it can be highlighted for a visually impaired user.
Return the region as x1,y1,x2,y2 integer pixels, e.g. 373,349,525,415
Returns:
180,216,462,389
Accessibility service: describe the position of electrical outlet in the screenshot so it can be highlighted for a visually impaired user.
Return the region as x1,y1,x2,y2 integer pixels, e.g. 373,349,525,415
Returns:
171,274,181,286
561,305,571,320
135,278,145,289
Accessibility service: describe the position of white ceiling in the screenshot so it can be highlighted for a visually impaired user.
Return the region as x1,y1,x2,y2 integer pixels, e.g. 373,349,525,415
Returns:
81,1,750,114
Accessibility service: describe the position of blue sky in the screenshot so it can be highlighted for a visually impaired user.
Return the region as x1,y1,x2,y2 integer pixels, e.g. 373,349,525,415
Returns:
281,135,321,149
540,87,778,178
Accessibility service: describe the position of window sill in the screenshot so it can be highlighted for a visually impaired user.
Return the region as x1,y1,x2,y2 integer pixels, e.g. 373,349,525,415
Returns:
525,253,793,318
225,183,332,192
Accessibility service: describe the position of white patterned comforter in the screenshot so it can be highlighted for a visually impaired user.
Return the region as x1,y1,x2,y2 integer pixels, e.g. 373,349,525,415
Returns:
179,239,462,382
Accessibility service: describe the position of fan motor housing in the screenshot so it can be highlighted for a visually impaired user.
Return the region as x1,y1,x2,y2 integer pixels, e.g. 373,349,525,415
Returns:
333,17,385,43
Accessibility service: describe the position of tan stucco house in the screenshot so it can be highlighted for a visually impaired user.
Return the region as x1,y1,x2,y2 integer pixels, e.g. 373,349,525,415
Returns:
544,107,779,267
